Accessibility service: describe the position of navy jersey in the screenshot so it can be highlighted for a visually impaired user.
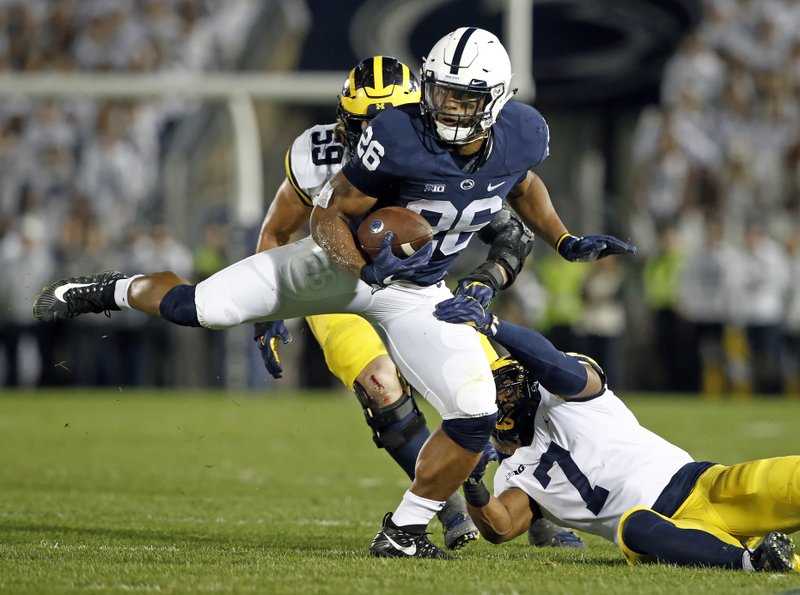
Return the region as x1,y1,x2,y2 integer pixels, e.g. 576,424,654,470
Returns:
343,101,550,285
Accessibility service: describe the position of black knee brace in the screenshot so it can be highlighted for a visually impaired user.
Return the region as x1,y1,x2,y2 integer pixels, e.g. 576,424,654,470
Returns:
353,380,427,450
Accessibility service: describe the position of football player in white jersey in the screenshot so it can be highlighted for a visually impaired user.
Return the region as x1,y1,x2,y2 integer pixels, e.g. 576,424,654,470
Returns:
433,294,799,572
254,55,583,551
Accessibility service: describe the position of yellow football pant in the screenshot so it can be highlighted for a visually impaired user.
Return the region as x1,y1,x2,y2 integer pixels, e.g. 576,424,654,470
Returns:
306,313,499,390
618,456,800,567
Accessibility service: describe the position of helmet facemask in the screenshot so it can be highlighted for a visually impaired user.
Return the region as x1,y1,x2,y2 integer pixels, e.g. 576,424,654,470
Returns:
421,75,508,144
491,357,541,452
420,27,514,145
335,106,371,154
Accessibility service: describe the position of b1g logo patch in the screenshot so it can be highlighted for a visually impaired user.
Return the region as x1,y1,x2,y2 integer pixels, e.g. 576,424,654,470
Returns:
505,464,526,481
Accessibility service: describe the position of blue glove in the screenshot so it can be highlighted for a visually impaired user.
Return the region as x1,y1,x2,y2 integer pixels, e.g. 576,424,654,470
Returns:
253,320,292,379
557,233,637,262
469,440,499,482
360,232,434,289
434,294,499,336
454,278,495,308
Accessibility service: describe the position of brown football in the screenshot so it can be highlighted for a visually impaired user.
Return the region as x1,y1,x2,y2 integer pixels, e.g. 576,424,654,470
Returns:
357,206,434,259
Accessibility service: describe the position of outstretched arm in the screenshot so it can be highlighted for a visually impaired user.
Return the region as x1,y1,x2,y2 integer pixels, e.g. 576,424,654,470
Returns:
468,488,536,544
256,178,312,251
494,320,604,398
461,443,537,544
433,299,604,398
506,171,568,249
252,177,310,378
253,177,311,378
507,171,636,262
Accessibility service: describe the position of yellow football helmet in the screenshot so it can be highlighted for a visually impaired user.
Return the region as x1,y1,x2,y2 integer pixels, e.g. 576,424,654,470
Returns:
337,56,420,152
491,356,540,449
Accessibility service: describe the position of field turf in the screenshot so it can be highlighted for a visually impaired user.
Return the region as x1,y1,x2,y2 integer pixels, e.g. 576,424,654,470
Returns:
0,390,798,594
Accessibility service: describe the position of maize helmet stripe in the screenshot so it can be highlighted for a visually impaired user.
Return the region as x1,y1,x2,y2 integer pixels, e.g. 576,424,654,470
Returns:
374,55,383,92
449,26,478,74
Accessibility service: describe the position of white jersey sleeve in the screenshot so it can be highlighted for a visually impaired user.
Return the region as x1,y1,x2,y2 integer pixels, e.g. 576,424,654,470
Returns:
285,123,347,206
493,388,693,544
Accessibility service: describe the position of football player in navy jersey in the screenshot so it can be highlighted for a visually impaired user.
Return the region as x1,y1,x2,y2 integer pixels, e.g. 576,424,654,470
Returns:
254,55,501,551
33,27,634,559
311,27,634,558
252,55,583,551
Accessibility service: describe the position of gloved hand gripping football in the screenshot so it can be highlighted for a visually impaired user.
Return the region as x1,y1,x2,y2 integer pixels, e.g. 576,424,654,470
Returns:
360,232,434,289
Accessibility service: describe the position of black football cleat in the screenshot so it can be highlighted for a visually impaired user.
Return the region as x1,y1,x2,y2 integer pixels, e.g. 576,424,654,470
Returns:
750,532,795,572
33,271,126,322
370,513,450,559
438,493,479,550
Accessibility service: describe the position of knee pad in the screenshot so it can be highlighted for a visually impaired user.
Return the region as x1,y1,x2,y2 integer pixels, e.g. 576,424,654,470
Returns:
442,413,498,453
159,284,201,327
353,381,426,450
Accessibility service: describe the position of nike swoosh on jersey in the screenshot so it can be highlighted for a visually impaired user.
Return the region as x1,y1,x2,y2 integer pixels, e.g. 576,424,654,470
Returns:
487,181,506,191
54,282,95,302
385,534,417,556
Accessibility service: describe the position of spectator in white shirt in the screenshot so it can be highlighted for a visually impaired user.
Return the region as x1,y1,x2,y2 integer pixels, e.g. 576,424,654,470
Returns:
732,220,791,393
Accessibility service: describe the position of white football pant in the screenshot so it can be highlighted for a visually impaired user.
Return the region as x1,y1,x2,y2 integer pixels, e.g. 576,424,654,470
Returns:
194,238,496,420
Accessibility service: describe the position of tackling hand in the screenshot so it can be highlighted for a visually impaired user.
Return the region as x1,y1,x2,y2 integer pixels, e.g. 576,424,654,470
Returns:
454,278,495,308
557,233,636,262
253,320,292,379
463,440,498,507
433,294,499,336
360,232,434,289
469,440,499,482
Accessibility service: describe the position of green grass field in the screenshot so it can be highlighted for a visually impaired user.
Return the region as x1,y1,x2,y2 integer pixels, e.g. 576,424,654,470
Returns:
1,390,798,594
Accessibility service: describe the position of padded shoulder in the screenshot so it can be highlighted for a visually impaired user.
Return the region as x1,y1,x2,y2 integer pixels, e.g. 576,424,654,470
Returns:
286,123,346,206
364,106,433,176
495,101,550,168
564,352,608,399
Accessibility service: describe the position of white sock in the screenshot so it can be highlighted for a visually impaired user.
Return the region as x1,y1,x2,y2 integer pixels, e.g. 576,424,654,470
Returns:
741,549,755,571
391,490,445,528
113,275,142,309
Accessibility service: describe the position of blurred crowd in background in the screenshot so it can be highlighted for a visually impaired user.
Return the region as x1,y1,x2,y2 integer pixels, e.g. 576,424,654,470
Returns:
1,0,800,396
493,0,800,397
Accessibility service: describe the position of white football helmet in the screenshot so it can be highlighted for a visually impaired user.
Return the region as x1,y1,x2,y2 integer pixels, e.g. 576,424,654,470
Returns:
421,27,515,144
